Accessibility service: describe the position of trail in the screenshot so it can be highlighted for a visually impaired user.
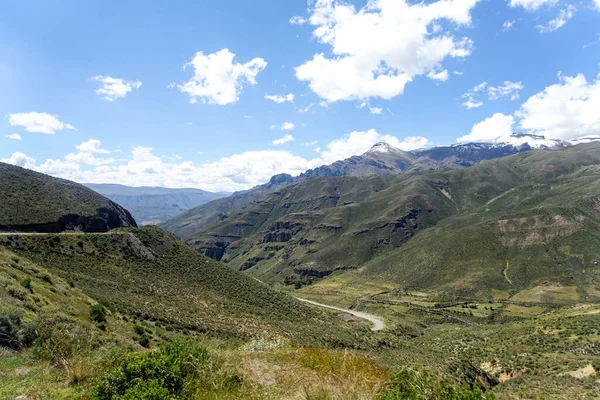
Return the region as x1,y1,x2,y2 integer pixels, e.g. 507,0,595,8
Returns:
295,297,385,331
0,232,117,236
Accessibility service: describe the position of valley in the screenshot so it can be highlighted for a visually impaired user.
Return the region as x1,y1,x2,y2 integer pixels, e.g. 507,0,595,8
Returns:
2,141,600,399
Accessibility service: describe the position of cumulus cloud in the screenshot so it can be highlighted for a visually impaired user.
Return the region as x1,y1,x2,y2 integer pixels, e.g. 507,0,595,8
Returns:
427,69,450,82
509,0,558,11
537,5,576,33
1,130,433,192
173,49,267,105
76,139,110,154
1,152,37,169
7,112,75,134
461,81,523,108
316,129,430,165
516,72,600,139
91,75,142,101
5,133,22,140
265,93,295,103
272,134,294,145
458,113,515,143
271,122,295,131
295,0,479,103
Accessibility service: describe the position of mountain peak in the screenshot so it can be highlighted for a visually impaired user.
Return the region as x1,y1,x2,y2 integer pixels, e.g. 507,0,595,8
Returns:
367,142,396,153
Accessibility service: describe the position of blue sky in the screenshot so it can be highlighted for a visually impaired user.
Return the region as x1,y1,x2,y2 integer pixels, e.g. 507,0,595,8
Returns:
1,0,599,191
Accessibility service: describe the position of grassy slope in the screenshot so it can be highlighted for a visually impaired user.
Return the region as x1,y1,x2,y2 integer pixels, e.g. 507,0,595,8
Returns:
0,162,116,226
185,143,600,300
0,227,363,346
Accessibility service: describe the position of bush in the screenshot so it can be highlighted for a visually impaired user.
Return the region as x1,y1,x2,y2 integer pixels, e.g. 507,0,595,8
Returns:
593,358,600,376
20,277,32,291
379,367,495,400
7,284,28,300
90,304,107,324
93,341,244,399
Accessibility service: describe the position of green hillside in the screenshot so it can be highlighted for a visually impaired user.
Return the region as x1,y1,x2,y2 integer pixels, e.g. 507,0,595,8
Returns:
184,143,600,301
0,162,136,232
0,226,361,345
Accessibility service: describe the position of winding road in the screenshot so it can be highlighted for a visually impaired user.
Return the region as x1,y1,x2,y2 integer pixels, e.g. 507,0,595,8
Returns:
295,297,385,331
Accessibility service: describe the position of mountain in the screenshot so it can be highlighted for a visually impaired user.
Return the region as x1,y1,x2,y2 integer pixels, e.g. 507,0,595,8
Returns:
85,183,229,226
162,138,539,240
184,143,600,301
0,162,136,232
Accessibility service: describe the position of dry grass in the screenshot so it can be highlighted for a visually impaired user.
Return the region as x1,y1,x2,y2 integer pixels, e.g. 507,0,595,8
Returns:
239,347,389,399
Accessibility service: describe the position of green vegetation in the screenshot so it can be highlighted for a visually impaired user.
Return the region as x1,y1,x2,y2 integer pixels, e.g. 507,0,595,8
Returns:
180,143,600,301
93,341,245,399
0,161,136,230
0,226,363,345
380,367,495,400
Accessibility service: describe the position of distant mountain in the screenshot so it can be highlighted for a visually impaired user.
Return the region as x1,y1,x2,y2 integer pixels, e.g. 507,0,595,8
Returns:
185,143,600,301
86,183,229,226
162,138,539,239
0,162,137,232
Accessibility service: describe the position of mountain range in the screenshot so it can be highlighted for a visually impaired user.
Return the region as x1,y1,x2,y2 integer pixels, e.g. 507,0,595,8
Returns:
161,134,552,239
163,138,600,302
85,183,229,225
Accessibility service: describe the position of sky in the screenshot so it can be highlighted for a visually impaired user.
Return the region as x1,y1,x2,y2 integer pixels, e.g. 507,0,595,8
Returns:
1,0,599,192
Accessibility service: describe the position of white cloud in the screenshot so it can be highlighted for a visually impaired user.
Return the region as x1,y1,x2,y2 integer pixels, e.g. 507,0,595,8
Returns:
516,72,600,139
91,75,142,101
273,122,296,131
302,140,318,146
5,133,22,140
502,20,516,31
76,139,110,154
461,81,523,108
295,0,479,103
369,107,383,115
427,69,450,82
173,49,267,105
458,113,515,143
290,16,307,25
7,112,76,134
537,5,576,33
594,0,600,10
509,0,557,11
299,104,315,113
64,152,115,166
487,81,524,100
1,130,434,192
316,129,430,165
272,134,295,145
265,93,295,103
1,152,36,168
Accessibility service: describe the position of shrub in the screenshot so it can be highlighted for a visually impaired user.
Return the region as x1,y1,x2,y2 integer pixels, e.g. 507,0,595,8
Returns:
137,334,150,348
93,341,244,399
7,284,28,300
90,304,107,324
20,277,32,291
593,358,600,376
379,367,495,400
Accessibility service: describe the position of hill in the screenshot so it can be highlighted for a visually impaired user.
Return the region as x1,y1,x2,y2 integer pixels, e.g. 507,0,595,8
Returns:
162,141,534,240
0,226,361,344
184,143,600,301
0,162,136,232
85,183,229,225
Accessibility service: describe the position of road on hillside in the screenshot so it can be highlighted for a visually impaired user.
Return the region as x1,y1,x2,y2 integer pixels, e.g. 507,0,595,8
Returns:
295,297,385,331
0,232,114,236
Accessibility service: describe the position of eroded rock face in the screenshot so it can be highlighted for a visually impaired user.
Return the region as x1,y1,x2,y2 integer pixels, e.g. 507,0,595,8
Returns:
0,203,137,233
262,222,303,243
